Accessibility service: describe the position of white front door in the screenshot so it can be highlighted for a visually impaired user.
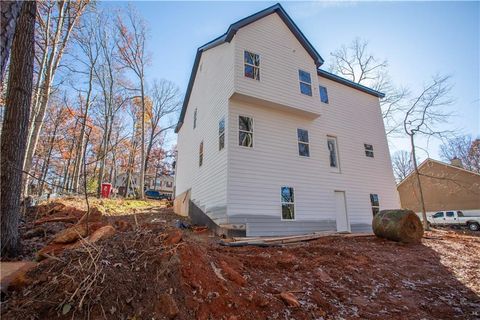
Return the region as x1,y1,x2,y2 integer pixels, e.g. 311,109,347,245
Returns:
334,191,350,232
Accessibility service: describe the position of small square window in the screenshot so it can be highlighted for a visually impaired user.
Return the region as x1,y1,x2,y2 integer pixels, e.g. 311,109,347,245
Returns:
239,116,253,147
244,51,260,80
319,86,329,104
299,70,312,96
297,129,310,157
281,186,295,220
364,144,374,157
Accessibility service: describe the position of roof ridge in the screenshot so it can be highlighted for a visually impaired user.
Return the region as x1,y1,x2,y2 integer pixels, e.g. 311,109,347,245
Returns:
397,157,480,187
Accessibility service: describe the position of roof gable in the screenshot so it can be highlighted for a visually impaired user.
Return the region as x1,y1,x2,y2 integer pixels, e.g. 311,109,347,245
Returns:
397,158,480,187
200,3,324,66
175,3,384,133
176,3,324,133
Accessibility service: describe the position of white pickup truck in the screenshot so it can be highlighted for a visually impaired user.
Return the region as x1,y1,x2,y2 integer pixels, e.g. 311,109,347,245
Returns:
427,211,480,231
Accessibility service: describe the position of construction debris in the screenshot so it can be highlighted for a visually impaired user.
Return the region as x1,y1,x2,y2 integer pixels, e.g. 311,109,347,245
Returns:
222,231,337,247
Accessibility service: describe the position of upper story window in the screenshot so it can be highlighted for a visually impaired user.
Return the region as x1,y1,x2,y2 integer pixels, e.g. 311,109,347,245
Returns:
193,108,197,129
327,136,339,170
319,86,329,104
364,144,374,157
297,129,310,157
199,141,204,167
219,117,225,151
244,51,260,80
239,115,253,148
370,193,380,216
166,181,173,188
298,70,312,96
281,186,295,220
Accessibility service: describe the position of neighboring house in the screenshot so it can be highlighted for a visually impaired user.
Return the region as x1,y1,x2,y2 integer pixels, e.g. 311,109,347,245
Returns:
397,158,480,215
174,3,399,236
115,173,174,197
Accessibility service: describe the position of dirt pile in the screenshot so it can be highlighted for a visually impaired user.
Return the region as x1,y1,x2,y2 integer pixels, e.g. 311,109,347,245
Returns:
2,207,479,319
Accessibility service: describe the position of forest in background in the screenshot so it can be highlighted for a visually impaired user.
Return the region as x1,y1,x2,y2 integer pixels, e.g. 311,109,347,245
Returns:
1,1,181,200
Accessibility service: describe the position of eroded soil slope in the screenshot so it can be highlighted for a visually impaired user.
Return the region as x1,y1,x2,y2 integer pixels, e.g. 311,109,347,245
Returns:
2,205,479,320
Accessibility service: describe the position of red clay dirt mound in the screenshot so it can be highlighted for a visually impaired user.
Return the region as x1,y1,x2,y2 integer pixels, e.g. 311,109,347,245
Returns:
2,223,479,320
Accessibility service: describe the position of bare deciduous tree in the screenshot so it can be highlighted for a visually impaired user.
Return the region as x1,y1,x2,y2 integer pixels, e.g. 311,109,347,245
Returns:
440,135,480,173
69,12,100,193
329,38,408,135
23,0,90,198
91,12,127,197
145,79,181,173
116,7,149,199
1,0,36,258
392,150,413,182
403,74,454,230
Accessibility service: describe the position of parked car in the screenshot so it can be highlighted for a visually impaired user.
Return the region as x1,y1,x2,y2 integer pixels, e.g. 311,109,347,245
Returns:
145,190,171,200
427,211,480,231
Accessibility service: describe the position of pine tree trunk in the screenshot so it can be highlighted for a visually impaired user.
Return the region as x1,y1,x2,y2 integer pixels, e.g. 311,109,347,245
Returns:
0,1,36,258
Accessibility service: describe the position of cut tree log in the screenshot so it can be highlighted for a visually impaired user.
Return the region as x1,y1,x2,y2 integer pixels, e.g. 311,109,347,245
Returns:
372,209,424,243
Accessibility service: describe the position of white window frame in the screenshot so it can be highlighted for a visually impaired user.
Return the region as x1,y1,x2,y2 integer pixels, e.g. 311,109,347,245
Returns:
193,108,197,129
364,143,374,158
199,140,204,167
238,115,254,148
319,85,329,104
281,186,296,221
327,136,340,172
297,128,310,158
370,193,380,216
299,69,312,96
219,117,225,151
244,50,260,81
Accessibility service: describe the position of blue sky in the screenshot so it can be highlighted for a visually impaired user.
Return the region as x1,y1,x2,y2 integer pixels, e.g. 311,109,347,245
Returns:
102,1,479,160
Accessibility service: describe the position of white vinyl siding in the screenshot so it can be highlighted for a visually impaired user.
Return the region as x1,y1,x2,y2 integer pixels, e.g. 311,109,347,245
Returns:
228,75,399,235
233,13,322,117
175,41,234,224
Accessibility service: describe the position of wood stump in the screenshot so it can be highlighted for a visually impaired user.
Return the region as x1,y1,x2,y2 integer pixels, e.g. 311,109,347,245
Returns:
372,209,423,243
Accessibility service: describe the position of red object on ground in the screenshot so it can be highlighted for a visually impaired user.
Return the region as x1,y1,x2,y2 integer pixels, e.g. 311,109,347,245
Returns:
101,183,112,198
